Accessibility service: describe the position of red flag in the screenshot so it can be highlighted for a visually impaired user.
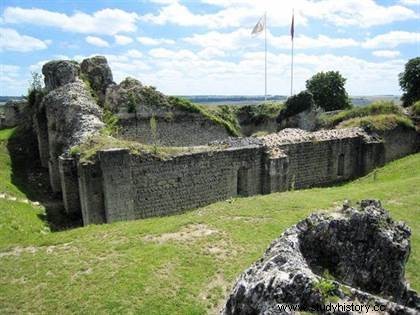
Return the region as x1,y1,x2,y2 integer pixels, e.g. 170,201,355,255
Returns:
290,13,294,40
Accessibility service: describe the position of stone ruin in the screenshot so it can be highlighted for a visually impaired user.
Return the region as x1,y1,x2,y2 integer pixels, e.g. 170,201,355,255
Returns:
7,56,418,225
223,200,420,315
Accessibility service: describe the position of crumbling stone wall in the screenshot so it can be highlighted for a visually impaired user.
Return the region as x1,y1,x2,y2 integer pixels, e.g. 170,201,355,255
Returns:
117,112,230,146
1,100,28,129
78,145,264,223
30,56,419,225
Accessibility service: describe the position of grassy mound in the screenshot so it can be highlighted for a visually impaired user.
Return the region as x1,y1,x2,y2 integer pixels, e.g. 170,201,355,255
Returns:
337,113,414,131
0,127,419,314
319,101,405,128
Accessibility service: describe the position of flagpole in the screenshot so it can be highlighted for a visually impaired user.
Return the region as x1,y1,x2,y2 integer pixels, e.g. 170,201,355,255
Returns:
264,11,267,101
290,9,294,96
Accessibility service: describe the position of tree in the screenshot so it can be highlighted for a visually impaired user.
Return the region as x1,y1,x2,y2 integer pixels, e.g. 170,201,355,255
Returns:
306,71,351,111
399,57,420,107
277,90,314,122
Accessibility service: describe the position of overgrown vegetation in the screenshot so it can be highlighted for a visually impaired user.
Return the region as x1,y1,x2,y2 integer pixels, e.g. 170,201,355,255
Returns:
313,278,338,302
167,96,241,136
412,100,420,116
80,73,100,104
278,91,314,121
70,134,216,163
101,110,120,136
337,114,414,131
319,101,405,128
0,128,419,313
236,102,284,125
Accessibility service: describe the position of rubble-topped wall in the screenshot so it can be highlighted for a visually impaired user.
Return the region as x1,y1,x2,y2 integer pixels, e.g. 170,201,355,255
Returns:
76,127,391,225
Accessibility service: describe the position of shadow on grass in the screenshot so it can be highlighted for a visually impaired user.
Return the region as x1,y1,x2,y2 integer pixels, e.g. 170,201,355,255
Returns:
6,127,82,231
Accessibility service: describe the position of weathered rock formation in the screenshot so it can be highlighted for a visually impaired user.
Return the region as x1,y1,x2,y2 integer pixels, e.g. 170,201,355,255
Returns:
42,60,80,91
80,56,114,105
35,58,105,193
223,200,419,315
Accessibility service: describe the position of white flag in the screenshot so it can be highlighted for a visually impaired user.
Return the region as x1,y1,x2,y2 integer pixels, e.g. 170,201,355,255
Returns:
251,15,265,35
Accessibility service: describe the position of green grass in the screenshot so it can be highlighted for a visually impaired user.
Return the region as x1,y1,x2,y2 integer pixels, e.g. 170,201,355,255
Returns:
337,113,414,131
319,100,404,128
0,127,419,314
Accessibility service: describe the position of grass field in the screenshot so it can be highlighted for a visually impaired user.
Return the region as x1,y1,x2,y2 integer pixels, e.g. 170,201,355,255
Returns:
0,127,419,314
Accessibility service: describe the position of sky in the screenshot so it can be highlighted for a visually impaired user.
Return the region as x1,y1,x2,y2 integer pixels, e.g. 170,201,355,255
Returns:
0,0,419,96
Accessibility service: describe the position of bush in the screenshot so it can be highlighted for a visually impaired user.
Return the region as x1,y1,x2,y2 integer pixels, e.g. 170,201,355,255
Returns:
399,57,420,107
306,71,351,111
237,102,284,125
277,90,314,121
319,100,403,128
101,110,120,136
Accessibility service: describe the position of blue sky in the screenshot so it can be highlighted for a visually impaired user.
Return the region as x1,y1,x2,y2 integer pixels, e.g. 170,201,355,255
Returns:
0,0,419,96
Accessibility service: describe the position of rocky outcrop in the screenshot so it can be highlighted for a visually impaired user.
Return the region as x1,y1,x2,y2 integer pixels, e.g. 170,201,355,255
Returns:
105,77,169,113
42,60,80,91
223,200,419,315
80,56,114,105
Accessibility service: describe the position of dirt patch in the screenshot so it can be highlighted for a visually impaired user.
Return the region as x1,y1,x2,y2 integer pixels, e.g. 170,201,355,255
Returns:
0,242,74,258
142,224,217,244
222,215,271,223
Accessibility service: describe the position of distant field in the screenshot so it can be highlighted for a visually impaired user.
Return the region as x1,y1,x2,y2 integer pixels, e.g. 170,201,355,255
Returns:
0,127,419,314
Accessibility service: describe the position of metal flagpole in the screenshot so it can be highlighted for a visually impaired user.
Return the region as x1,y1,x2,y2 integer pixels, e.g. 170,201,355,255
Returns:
290,9,294,96
264,12,267,101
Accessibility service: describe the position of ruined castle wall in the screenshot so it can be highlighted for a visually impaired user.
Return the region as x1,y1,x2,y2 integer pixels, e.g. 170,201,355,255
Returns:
117,112,230,146
275,137,365,190
380,127,419,163
59,156,80,216
77,162,105,225
95,146,264,223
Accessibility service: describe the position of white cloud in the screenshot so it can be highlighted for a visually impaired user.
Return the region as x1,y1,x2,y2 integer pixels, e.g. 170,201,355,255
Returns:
183,29,253,50
3,7,138,35
125,49,143,59
372,50,401,58
137,36,175,45
0,27,49,52
269,33,359,49
184,29,359,51
144,0,417,29
114,35,133,45
363,31,420,48
85,36,110,47
0,64,26,95
198,47,226,59
399,0,419,6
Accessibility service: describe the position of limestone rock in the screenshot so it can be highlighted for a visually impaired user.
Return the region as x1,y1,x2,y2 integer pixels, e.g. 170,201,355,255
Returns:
41,80,104,151
80,56,114,105
42,60,80,91
105,77,169,114
223,200,419,315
